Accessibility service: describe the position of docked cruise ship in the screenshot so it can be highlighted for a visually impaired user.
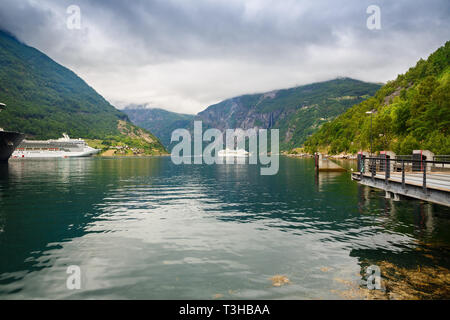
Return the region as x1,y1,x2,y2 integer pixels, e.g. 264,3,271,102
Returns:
11,133,100,159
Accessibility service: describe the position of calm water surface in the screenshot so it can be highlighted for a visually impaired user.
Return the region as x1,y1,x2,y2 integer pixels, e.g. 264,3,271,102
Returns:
0,156,449,299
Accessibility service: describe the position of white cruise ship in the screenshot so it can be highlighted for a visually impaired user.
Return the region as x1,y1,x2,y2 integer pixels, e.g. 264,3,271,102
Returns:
11,134,100,159
217,148,250,157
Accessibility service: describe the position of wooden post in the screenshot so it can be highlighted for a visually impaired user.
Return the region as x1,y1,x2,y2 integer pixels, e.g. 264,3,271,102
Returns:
315,153,318,170
357,153,361,172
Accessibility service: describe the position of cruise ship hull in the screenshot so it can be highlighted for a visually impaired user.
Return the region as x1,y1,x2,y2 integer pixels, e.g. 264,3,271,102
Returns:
11,149,99,159
0,131,25,162
10,133,100,159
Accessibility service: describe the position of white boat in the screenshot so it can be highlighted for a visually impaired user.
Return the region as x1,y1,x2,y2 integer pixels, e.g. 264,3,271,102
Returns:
11,133,100,159
217,148,250,157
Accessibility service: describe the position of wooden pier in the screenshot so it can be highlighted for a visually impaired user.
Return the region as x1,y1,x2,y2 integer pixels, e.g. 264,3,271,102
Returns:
352,155,450,207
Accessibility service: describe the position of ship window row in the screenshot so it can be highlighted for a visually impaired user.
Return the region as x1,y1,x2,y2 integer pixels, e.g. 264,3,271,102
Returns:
17,148,60,151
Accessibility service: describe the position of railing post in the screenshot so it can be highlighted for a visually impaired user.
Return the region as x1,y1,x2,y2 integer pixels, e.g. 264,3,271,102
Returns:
402,160,405,189
371,158,375,181
385,157,390,185
423,163,427,192
359,155,363,174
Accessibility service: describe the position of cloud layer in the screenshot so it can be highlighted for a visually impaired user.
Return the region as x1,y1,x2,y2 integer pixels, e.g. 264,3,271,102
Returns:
1,0,449,113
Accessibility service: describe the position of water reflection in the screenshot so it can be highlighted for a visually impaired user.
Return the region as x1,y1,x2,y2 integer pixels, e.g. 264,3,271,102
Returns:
0,158,164,297
0,156,448,299
314,171,346,192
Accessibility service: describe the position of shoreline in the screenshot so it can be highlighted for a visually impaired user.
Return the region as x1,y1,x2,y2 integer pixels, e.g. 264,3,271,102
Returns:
283,152,358,160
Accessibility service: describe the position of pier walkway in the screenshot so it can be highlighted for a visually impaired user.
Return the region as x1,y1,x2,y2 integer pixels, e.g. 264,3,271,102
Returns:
352,156,450,207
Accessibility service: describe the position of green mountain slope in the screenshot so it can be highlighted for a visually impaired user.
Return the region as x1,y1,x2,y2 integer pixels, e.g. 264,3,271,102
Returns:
196,78,381,150
0,30,167,155
123,106,194,148
126,78,381,151
304,41,450,155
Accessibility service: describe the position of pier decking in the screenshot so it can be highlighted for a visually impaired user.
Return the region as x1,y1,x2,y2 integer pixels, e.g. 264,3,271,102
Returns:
352,156,450,207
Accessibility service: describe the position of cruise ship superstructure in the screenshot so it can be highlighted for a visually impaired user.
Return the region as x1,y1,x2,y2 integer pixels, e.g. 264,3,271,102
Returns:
12,133,100,159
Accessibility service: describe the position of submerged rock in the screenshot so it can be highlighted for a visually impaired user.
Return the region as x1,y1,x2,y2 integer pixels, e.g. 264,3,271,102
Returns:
270,275,290,287
331,260,450,300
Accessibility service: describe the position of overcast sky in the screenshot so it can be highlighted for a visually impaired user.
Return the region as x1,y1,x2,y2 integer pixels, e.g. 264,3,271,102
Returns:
0,0,449,114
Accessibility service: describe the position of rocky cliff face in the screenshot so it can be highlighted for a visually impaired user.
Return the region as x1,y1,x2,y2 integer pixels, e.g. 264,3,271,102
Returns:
194,78,382,149
197,94,296,131
125,78,382,151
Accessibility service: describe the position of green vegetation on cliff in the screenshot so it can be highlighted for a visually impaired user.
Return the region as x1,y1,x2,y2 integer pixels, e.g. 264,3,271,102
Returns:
0,30,167,155
198,78,381,150
123,107,194,148
127,78,381,151
304,41,450,155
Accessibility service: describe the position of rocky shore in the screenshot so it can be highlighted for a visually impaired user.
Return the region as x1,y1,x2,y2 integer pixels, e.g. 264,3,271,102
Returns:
284,152,358,160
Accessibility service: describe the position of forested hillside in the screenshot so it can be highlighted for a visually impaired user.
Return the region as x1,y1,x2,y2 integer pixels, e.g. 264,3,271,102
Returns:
304,41,450,155
197,78,381,150
123,106,194,148
0,30,166,154
126,78,381,150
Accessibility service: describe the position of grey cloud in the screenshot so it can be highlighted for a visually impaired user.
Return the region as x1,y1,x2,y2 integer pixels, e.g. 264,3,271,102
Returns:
0,0,449,113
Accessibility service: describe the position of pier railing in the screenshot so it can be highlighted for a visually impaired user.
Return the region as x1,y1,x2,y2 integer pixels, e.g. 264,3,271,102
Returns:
357,156,450,191
434,155,450,165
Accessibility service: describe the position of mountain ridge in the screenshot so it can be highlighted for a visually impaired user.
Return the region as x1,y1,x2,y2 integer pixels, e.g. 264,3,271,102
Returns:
125,78,382,150
0,30,167,155
124,106,195,148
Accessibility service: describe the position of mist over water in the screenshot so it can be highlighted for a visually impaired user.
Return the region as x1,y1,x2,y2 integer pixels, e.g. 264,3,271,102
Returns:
0,157,449,299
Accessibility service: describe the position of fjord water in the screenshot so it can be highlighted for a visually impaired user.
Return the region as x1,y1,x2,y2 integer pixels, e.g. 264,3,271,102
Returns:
0,157,449,299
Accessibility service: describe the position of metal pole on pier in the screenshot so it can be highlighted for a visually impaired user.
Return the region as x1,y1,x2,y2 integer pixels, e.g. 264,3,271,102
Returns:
423,164,427,192
402,160,405,189
366,110,374,156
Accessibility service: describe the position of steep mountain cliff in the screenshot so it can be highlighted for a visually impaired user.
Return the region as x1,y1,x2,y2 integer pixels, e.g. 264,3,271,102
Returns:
126,78,381,150
196,78,381,149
